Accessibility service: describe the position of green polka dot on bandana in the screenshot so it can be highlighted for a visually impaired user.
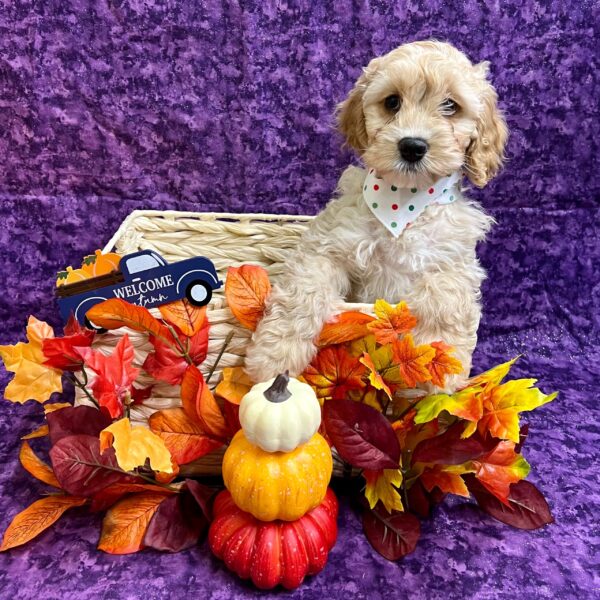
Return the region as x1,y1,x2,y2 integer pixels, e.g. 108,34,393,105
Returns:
391,221,397,228
408,205,415,211
372,202,378,209
391,185,397,191
410,187,417,193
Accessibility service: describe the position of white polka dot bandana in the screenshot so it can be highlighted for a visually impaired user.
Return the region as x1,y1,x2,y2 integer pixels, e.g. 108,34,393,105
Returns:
363,169,462,237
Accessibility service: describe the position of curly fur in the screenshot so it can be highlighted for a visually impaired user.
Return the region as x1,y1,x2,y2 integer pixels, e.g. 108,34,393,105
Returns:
245,41,507,390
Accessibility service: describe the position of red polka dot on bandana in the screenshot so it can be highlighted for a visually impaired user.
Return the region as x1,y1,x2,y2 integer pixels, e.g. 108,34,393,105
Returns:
428,187,434,194
374,185,379,191
392,204,398,210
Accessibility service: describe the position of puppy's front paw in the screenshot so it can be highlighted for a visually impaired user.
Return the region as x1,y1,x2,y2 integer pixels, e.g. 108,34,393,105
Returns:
244,335,317,382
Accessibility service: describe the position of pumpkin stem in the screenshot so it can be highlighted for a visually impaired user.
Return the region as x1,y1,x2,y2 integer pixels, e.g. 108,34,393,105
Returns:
264,371,292,403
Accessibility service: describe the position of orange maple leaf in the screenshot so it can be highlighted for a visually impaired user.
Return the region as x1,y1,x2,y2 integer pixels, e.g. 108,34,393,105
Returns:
302,346,367,400
181,365,229,439
472,440,530,505
390,334,436,388
317,311,375,346
148,407,223,465
224,265,271,330
426,341,463,388
159,300,207,337
420,466,470,498
367,300,417,345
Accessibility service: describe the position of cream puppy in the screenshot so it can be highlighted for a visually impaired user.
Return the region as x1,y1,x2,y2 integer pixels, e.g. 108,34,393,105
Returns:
245,41,508,390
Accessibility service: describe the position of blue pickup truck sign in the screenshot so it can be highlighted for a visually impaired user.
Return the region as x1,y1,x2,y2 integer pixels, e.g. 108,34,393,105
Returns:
56,250,222,328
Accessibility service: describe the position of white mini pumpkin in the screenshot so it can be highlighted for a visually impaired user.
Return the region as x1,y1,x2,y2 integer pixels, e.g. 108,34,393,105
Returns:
239,371,321,453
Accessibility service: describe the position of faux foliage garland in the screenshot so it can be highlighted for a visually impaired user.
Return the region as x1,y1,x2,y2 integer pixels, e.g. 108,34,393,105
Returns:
0,264,555,571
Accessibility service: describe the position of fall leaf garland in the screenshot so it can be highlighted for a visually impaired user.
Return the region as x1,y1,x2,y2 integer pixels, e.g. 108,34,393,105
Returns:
0,265,557,572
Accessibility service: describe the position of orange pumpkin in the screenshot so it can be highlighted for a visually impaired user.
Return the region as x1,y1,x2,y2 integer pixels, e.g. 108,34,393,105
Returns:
209,488,338,590
81,249,121,277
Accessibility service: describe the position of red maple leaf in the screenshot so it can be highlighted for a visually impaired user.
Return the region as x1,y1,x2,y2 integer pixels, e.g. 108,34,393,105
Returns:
143,320,209,385
42,315,95,371
77,334,140,419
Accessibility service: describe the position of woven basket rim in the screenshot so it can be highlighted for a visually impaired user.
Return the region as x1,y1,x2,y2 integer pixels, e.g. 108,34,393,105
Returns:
102,209,314,254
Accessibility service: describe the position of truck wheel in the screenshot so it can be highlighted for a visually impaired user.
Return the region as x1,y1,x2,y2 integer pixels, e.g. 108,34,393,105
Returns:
84,316,107,334
185,280,212,307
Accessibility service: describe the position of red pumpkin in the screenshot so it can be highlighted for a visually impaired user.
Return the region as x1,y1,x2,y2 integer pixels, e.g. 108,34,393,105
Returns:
209,488,338,590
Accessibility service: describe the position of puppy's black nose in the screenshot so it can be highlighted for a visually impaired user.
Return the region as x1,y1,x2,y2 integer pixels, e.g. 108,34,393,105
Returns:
398,137,429,163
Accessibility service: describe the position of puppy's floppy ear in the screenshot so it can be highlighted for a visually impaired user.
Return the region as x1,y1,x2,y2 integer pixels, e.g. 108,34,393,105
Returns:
336,58,380,154
465,62,508,187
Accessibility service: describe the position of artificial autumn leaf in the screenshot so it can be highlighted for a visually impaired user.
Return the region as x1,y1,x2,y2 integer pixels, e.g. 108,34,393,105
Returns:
46,405,112,445
159,300,207,337
181,365,228,439
100,418,174,474
44,402,72,414
302,346,367,400
143,318,209,385
214,367,254,405
322,399,400,470
224,264,271,330
359,352,392,400
426,341,463,388
42,315,95,371
468,356,519,388
76,334,140,419
86,299,176,348
363,469,404,513
472,440,530,504
412,422,497,465
477,379,557,443
390,334,436,388
19,441,61,488
413,387,484,426
317,311,375,346
465,476,554,530
90,482,177,513
21,424,49,440
98,492,170,554
0,316,63,403
0,495,87,551
367,300,417,345
131,384,153,405
358,342,407,396
362,503,420,561
148,408,223,465
420,465,471,498
144,489,208,552
50,434,132,496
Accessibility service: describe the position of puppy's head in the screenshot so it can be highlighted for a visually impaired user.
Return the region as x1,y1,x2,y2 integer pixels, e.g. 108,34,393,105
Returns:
336,41,508,188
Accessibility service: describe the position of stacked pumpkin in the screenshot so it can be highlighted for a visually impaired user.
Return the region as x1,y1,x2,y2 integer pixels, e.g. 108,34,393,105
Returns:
209,372,339,590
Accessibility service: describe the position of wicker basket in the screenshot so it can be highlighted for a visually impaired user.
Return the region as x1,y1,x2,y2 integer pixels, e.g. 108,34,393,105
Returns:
79,209,374,476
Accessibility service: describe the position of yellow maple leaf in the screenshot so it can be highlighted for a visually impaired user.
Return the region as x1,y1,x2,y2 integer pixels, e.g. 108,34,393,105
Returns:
367,300,418,345
0,316,63,403
100,418,174,474
215,367,254,405
363,468,404,513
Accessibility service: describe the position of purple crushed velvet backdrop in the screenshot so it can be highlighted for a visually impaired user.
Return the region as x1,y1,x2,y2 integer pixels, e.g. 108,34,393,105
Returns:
1,1,598,598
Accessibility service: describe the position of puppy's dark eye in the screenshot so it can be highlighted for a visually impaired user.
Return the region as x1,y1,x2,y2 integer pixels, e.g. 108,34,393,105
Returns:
440,98,459,116
384,94,401,112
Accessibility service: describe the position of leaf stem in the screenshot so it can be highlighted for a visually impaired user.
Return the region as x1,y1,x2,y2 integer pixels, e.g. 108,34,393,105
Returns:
70,368,100,409
73,457,180,492
206,330,234,384
164,322,193,365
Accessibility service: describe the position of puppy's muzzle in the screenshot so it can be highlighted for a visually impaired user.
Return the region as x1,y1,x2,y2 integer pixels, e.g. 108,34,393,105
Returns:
398,137,429,163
